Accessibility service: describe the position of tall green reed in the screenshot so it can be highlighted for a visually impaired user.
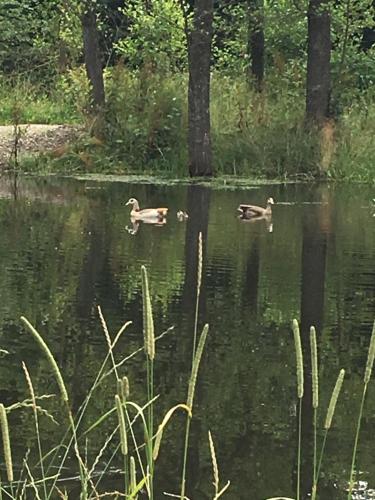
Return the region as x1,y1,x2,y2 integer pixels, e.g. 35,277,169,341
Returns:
310,326,319,487
208,431,230,499
20,316,88,499
97,306,150,496
1,252,214,499
348,320,375,499
0,404,13,484
292,319,303,500
141,264,156,499
312,368,345,500
180,232,208,500
22,362,47,500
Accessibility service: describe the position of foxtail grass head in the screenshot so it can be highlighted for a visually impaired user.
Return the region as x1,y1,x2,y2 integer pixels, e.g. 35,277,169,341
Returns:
324,369,345,430
364,321,375,384
292,319,304,399
115,394,128,456
141,265,155,360
117,376,130,402
187,324,209,410
21,316,69,403
0,404,13,482
197,232,203,293
310,326,319,409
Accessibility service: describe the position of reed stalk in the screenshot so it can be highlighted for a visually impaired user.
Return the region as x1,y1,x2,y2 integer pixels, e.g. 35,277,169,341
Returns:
313,368,345,500
292,319,303,500
192,232,203,359
22,362,47,499
141,265,155,499
115,394,128,495
348,320,375,499
20,316,87,499
45,317,131,497
310,326,319,486
130,456,137,499
0,404,13,483
208,431,219,497
180,233,206,500
20,317,68,403
181,324,209,499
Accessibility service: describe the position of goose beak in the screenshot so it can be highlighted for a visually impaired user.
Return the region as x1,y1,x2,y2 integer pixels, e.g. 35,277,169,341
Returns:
125,200,131,206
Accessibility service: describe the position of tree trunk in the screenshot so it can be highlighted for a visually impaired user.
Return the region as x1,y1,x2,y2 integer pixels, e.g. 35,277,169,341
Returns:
299,187,330,497
247,0,264,91
186,0,214,177
306,0,331,123
82,4,105,111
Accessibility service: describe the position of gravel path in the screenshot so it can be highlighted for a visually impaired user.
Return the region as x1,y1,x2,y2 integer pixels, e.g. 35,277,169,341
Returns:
0,124,81,167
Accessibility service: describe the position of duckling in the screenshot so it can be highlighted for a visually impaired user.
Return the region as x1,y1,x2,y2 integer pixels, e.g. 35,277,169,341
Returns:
237,197,275,218
125,198,168,221
177,210,189,221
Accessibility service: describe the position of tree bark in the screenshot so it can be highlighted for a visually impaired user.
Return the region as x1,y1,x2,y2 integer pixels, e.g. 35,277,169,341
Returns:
82,4,105,111
247,0,264,91
185,0,214,177
306,0,331,123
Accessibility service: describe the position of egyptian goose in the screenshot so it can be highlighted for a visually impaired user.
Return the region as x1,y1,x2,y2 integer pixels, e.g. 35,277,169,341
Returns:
126,198,168,220
237,197,275,218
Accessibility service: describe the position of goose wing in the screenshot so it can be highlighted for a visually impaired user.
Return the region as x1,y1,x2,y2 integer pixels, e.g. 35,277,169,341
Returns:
138,207,168,218
238,204,264,216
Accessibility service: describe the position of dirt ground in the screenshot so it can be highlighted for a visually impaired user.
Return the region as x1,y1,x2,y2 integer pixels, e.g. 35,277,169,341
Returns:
0,124,81,167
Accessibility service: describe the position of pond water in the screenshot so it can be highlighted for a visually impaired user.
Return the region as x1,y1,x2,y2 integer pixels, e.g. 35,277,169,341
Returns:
0,175,374,499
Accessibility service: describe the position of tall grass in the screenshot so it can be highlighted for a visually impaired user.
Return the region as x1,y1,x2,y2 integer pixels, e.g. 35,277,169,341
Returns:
292,319,304,500
141,264,155,499
310,326,319,489
312,368,345,500
267,319,375,500
3,68,374,182
0,267,373,498
0,76,79,125
0,253,213,499
181,232,209,499
348,320,375,499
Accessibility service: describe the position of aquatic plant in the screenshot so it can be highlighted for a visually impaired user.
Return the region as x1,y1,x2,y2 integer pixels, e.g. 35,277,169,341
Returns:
0,236,217,499
266,320,375,500
181,231,209,500
312,368,345,500
348,320,375,499
310,326,319,488
292,318,303,500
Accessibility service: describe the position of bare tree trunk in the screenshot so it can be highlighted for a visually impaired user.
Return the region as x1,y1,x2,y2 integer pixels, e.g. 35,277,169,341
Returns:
306,0,331,123
82,4,105,112
183,0,214,177
247,0,264,91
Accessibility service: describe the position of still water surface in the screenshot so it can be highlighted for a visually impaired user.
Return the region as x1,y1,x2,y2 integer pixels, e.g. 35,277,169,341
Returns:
0,175,374,499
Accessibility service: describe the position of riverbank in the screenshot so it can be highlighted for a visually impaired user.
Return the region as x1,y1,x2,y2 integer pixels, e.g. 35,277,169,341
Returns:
0,124,81,168
1,73,374,183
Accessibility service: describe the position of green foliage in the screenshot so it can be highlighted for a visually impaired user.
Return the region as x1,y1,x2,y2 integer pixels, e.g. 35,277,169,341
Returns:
0,76,79,124
1,0,375,182
103,65,187,173
329,90,375,182
115,0,187,71
210,76,320,178
0,0,60,79
212,2,248,73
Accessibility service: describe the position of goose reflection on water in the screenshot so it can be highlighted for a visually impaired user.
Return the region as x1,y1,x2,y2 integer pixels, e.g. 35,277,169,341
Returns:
238,213,273,233
125,217,167,235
